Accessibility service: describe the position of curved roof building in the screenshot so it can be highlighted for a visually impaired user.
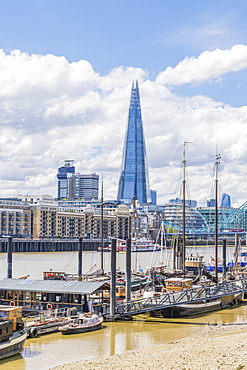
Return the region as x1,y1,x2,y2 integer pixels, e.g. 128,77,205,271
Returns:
163,202,208,233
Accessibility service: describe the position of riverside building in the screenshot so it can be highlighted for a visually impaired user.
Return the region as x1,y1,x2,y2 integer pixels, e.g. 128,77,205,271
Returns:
0,196,130,240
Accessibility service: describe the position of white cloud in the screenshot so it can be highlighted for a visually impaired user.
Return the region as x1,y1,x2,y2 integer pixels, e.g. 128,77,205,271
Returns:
156,45,247,86
0,48,247,208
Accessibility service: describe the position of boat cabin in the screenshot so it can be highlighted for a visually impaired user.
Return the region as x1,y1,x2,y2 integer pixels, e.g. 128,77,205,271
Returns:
185,254,203,275
104,285,126,300
0,320,13,343
164,278,193,292
0,305,23,331
76,313,99,325
43,271,68,280
185,254,203,266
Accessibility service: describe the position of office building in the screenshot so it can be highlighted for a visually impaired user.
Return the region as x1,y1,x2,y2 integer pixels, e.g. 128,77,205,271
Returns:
57,160,75,199
207,199,216,207
57,161,99,200
117,81,150,204
150,190,157,205
169,198,197,208
221,193,231,207
163,202,208,232
75,174,99,199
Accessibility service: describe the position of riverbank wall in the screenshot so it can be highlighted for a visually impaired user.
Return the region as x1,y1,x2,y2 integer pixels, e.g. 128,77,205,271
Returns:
0,239,109,252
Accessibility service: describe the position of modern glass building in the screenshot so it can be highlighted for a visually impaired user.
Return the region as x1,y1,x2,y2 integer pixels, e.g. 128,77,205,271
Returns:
197,206,247,232
57,160,75,199
74,174,99,199
117,81,150,204
163,202,208,233
221,193,231,207
57,161,99,200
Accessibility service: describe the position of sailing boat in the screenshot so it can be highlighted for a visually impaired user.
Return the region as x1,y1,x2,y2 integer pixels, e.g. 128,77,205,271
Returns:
157,149,243,317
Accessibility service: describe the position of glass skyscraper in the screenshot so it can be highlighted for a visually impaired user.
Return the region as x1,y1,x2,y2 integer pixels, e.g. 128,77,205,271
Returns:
117,81,150,204
57,160,75,199
221,193,231,207
57,160,99,200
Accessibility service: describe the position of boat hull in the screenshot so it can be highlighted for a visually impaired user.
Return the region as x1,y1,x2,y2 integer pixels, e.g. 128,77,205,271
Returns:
159,299,222,318
27,319,72,337
0,331,27,360
159,292,244,318
59,321,102,335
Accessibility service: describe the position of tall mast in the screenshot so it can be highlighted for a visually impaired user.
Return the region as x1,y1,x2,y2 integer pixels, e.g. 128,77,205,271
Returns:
215,152,221,281
182,142,192,270
182,143,186,270
100,176,104,274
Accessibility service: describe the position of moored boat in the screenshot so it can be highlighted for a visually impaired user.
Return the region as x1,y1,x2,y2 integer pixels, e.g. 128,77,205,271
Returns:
117,237,160,252
155,278,244,318
25,315,73,337
160,299,222,317
0,305,27,360
58,312,103,335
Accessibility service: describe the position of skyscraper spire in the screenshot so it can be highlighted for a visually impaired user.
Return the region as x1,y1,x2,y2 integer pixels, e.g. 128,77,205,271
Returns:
117,80,150,204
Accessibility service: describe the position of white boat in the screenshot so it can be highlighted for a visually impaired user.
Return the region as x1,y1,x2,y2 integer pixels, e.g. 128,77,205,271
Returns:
117,237,160,253
25,316,72,337
58,313,103,335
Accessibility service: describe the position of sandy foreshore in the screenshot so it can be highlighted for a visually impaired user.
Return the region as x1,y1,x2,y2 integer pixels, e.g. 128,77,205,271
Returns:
52,323,247,370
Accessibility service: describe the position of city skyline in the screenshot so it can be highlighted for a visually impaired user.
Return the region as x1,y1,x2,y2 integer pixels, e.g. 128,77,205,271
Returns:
0,2,247,207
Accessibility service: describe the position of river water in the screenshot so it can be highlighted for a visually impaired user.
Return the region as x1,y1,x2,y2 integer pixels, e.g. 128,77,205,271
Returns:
0,247,246,370
0,245,236,279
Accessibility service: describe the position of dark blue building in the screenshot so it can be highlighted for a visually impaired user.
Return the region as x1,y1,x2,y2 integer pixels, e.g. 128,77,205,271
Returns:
221,193,231,207
57,160,75,199
117,81,150,204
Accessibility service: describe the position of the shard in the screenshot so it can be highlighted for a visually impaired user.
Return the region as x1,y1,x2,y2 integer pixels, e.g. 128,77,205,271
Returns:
117,81,150,204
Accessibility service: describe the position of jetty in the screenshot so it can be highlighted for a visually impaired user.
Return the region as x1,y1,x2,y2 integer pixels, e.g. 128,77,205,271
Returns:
0,238,109,253
109,279,246,319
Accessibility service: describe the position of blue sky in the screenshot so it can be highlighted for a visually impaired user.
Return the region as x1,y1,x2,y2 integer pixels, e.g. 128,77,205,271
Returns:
1,0,247,206
2,1,247,77
1,0,247,108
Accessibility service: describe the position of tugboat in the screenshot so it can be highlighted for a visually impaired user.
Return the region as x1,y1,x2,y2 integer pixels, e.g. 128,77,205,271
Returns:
58,312,103,335
0,305,27,360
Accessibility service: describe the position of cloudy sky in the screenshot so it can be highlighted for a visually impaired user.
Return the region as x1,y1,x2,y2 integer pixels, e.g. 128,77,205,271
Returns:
1,0,247,207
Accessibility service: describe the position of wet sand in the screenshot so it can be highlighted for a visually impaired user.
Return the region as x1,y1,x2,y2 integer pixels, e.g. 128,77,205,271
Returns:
51,323,247,370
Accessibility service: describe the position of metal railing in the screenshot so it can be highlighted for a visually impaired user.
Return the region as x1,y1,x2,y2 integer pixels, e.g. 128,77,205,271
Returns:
115,279,245,316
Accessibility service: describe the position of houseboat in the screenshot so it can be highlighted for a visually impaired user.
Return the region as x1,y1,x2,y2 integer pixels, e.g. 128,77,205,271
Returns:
0,278,110,315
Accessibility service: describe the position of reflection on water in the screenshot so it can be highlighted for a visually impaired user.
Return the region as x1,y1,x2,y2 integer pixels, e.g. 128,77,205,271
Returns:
0,303,247,370
22,348,42,358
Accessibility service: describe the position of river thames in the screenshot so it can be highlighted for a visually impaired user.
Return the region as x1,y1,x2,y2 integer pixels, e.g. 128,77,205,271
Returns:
0,247,246,370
